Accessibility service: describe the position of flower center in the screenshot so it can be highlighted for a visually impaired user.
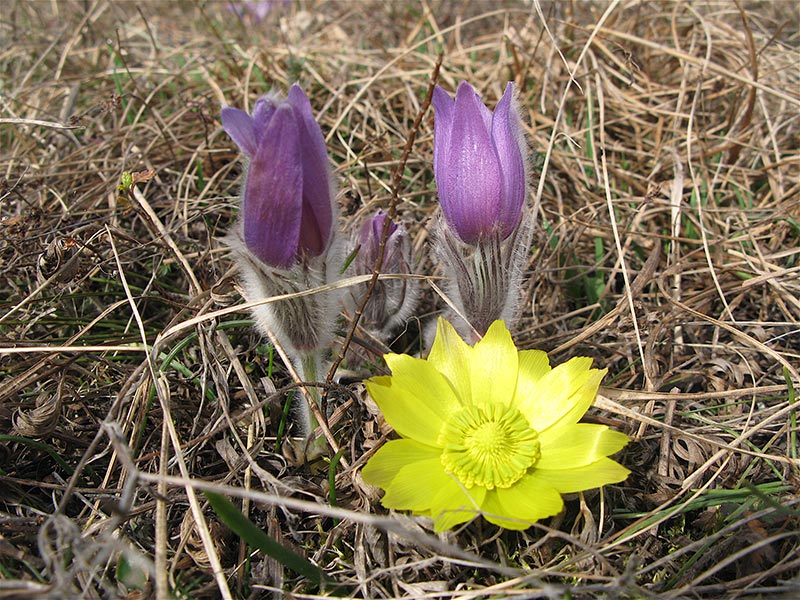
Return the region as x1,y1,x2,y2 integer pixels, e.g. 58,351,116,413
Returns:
438,403,541,490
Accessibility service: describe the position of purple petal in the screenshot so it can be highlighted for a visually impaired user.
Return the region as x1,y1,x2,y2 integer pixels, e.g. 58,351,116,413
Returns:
440,82,502,243
297,202,325,257
456,81,492,131
432,86,455,190
357,211,379,265
250,1,273,21
367,210,398,243
356,210,403,273
491,82,526,237
370,210,386,242
242,104,303,268
356,213,379,267
287,84,334,254
226,3,246,18
252,95,278,147
221,107,257,157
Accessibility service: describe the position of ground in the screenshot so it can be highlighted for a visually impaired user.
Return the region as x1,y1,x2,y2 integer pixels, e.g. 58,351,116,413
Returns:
1,1,799,598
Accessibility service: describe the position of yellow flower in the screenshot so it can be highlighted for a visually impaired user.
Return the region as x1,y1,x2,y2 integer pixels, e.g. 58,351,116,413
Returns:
362,318,630,532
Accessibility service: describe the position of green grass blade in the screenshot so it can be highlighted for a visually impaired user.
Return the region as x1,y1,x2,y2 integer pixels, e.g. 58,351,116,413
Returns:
785,366,797,461
0,435,74,475
327,448,346,528
204,491,337,592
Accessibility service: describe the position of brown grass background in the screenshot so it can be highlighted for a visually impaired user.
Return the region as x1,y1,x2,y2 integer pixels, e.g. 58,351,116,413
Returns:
1,0,799,598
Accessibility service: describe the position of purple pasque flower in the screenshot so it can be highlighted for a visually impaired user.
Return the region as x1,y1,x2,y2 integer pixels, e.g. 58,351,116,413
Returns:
227,0,290,23
222,84,334,269
432,81,527,245
356,209,399,268
348,210,418,334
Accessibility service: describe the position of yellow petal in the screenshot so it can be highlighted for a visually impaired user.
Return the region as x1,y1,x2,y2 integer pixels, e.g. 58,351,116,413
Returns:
470,320,518,407
517,349,550,383
366,356,459,446
379,457,451,511
547,366,606,430
534,457,630,493
429,480,487,532
427,317,473,404
385,352,462,414
361,439,441,489
481,473,564,530
537,424,629,470
517,357,605,431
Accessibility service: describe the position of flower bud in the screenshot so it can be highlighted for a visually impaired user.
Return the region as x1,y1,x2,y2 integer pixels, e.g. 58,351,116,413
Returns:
346,210,417,335
356,210,398,272
432,81,527,244
222,84,334,269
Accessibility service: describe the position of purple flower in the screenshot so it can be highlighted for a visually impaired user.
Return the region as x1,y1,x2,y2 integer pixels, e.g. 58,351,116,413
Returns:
222,84,334,269
432,81,527,244
356,210,399,269
346,210,417,334
226,1,289,23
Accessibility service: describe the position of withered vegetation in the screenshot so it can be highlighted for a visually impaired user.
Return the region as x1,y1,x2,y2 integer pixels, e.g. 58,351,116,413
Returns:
1,1,798,598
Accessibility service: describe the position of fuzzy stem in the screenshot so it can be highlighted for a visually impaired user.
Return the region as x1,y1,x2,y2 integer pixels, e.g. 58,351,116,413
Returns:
295,351,328,458
436,217,533,340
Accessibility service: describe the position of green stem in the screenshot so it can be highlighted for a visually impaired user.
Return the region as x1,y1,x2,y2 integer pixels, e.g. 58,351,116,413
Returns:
295,351,328,458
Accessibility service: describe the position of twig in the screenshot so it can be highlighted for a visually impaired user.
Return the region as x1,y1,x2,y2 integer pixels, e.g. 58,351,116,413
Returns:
324,52,443,388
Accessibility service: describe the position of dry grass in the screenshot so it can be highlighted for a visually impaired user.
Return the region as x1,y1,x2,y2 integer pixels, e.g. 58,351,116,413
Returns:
1,0,799,598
